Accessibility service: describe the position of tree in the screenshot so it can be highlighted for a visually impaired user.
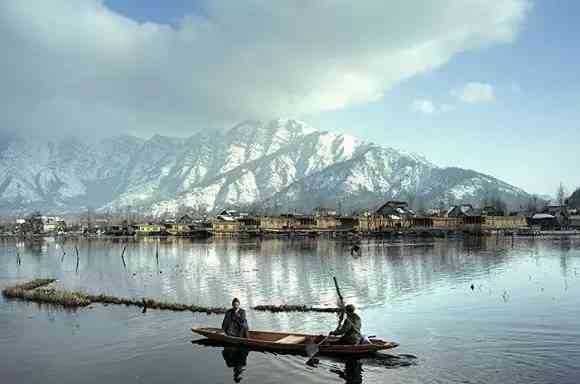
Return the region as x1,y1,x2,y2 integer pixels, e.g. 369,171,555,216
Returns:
556,182,567,206
568,187,580,209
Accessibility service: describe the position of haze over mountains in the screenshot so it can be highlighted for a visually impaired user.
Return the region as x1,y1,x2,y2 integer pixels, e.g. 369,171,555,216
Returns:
0,119,531,216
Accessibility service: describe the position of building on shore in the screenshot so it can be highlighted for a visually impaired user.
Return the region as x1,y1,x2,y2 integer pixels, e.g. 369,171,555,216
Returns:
134,224,166,236
528,213,559,230
569,215,580,230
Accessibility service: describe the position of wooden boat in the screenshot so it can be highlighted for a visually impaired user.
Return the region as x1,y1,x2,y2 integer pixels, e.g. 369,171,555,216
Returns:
191,327,398,356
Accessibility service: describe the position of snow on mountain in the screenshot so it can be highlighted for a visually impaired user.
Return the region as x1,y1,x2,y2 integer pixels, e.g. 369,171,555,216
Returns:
0,119,531,216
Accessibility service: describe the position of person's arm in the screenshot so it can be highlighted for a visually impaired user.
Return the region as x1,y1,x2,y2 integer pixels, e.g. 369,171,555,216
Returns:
332,318,353,336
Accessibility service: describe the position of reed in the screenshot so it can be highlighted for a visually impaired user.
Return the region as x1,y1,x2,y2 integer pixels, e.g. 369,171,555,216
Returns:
2,279,226,314
75,245,80,273
121,245,127,269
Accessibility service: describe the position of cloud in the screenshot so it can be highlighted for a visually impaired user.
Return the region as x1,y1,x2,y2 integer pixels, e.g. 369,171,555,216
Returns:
453,82,496,103
0,0,530,138
412,99,437,114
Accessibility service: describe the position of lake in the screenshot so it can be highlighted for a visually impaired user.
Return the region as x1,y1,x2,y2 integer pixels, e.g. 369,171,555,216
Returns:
1,236,580,383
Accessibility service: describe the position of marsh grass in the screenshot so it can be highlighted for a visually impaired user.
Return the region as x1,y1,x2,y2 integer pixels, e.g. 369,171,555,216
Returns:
253,304,340,313
3,279,339,314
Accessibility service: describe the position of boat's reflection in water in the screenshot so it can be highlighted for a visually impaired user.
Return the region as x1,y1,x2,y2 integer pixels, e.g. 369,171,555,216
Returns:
221,347,249,383
192,339,415,383
328,358,363,384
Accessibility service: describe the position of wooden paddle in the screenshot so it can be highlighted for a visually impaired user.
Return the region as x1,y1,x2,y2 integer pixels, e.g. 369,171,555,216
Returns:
305,332,332,365
305,277,347,365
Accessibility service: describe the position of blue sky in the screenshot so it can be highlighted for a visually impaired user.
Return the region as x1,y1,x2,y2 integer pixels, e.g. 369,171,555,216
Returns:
1,1,578,196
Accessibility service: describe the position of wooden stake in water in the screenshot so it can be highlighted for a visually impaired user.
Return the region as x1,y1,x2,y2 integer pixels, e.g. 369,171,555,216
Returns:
16,251,21,266
75,245,80,273
155,243,159,266
61,249,66,263
121,245,127,269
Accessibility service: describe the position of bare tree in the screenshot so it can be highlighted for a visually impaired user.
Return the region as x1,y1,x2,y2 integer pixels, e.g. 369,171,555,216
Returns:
557,182,567,206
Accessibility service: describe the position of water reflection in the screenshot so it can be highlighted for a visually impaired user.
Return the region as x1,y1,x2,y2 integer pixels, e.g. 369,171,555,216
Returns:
3,236,580,384
329,359,363,384
221,347,249,383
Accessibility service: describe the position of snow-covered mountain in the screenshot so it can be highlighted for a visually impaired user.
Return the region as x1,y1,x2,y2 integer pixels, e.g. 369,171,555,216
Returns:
0,119,531,216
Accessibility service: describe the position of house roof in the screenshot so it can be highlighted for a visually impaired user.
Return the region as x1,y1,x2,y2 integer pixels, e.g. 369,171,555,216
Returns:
532,213,555,219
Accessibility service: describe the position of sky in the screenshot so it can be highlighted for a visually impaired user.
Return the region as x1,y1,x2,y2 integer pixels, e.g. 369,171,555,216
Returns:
0,0,578,196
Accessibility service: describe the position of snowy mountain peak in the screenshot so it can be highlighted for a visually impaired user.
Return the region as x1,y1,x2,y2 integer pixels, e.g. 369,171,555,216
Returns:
0,119,531,215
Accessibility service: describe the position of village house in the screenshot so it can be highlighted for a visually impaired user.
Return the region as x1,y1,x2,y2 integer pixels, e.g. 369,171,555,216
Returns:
134,223,166,236
482,205,505,217
164,214,197,235
542,205,570,229
376,201,415,219
482,215,528,230
357,214,410,232
106,220,135,236
338,216,359,232
528,213,559,230
446,204,483,232
569,215,580,230
217,209,248,221
259,215,293,231
313,207,338,217
19,215,67,235
210,220,241,234
432,217,462,230
238,216,261,233
314,215,341,230
411,217,433,229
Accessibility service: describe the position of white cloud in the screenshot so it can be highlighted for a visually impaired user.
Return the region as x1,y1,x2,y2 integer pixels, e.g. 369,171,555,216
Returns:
0,0,530,137
412,99,437,114
453,82,496,103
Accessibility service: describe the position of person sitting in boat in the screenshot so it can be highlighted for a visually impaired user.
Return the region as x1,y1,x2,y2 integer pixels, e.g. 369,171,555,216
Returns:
221,298,249,338
330,304,361,345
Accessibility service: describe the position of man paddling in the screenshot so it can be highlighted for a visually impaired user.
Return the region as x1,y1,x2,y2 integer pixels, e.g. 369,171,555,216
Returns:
221,298,249,338
330,304,361,345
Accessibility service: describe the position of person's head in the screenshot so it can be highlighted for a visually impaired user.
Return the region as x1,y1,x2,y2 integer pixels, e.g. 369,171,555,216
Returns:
232,298,240,309
345,304,355,314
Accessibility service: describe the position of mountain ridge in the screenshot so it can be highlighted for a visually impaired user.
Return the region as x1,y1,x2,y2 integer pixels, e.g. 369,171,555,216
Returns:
0,119,531,216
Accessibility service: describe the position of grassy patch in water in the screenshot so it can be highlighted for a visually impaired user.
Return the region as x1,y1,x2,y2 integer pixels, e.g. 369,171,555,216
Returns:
3,279,339,314
2,279,226,314
253,304,340,313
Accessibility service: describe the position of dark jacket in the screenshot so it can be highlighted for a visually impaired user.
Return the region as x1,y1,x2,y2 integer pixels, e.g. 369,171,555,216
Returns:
222,308,249,338
334,312,361,345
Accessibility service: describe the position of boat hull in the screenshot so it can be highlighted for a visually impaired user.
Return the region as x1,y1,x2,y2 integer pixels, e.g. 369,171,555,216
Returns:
191,327,398,356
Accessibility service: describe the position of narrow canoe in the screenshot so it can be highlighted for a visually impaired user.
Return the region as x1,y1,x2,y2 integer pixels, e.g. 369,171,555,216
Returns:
191,327,399,356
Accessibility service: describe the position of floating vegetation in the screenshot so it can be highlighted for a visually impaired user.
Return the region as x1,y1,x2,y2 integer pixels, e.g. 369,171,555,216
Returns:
3,279,340,315
252,304,340,313
2,279,225,314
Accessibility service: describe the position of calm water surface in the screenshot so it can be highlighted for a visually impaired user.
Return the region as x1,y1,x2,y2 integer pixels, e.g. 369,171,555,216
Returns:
1,236,580,383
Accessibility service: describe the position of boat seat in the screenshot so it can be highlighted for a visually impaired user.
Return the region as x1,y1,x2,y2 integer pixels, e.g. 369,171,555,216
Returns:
275,335,306,344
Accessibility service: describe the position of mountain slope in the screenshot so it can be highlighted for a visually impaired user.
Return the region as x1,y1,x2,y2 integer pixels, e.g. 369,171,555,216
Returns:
0,119,531,216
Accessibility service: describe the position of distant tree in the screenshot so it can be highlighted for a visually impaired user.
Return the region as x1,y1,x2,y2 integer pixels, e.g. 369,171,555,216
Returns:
21,211,43,234
556,182,567,206
568,187,580,209
481,190,507,215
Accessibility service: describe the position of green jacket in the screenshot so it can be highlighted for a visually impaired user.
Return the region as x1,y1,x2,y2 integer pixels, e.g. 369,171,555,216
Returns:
334,312,362,344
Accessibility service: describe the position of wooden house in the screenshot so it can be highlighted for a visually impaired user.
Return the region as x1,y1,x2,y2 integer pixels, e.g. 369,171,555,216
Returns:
134,224,166,236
